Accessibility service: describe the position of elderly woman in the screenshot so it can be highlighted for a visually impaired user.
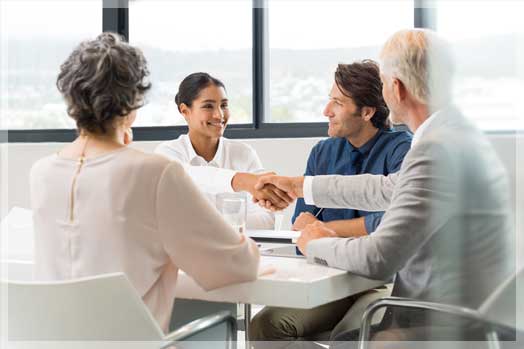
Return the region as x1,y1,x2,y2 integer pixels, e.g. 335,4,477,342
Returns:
30,33,260,332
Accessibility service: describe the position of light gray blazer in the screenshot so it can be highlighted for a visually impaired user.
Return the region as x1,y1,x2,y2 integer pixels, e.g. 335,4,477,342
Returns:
306,107,514,316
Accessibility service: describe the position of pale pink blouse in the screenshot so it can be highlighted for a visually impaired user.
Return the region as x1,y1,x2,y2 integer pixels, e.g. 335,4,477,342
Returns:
30,147,260,332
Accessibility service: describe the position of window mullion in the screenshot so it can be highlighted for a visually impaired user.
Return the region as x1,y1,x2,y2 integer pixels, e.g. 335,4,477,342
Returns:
102,0,129,40
253,0,268,128
414,0,437,29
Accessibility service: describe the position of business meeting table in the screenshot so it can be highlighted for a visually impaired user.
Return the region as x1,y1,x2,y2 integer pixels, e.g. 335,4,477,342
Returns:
176,231,386,344
2,210,386,345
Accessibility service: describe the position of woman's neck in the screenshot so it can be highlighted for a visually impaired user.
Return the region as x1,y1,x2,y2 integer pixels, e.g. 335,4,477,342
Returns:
188,131,219,163
59,131,125,159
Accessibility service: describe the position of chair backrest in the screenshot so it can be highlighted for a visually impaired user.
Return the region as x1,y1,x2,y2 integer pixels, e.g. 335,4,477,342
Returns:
6,272,165,341
479,268,524,332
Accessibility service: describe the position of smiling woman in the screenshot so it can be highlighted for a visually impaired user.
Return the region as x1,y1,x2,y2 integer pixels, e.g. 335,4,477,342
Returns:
154,72,279,229
174,73,230,161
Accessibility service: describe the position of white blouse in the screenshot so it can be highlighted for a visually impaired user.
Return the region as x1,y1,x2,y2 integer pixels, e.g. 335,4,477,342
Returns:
155,135,275,229
30,147,260,332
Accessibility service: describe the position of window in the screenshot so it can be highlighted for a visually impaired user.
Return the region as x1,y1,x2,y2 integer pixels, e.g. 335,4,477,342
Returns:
267,0,414,123
129,0,252,127
8,1,517,141
436,0,524,131
1,0,102,130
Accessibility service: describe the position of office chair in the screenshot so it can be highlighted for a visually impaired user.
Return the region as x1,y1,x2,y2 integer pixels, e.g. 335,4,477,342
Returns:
357,268,523,349
5,272,237,349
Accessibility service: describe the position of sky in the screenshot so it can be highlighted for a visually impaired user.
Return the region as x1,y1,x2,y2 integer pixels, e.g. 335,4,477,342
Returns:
3,0,522,50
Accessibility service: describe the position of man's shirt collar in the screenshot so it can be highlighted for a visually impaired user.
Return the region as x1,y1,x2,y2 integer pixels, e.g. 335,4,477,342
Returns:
347,128,384,156
411,110,443,148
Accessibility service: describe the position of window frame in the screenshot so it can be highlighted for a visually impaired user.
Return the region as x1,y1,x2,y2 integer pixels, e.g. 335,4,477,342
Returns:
6,0,511,143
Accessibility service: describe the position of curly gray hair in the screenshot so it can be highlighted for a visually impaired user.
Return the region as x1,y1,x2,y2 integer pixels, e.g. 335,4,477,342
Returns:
56,32,151,134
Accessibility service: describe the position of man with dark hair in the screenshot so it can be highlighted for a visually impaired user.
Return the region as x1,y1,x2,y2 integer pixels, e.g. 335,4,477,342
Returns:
253,30,513,346
291,60,411,238
249,60,412,345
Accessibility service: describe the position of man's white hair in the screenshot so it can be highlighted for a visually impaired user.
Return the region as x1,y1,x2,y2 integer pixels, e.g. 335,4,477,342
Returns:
380,29,454,108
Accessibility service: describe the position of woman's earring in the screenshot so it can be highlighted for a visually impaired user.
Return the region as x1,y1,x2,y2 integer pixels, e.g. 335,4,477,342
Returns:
124,127,133,145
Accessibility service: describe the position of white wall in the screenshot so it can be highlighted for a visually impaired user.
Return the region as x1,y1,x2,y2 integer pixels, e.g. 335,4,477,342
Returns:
3,135,522,232
3,137,323,229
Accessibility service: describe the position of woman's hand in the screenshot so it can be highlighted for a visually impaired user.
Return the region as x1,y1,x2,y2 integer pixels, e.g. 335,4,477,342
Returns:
231,172,294,210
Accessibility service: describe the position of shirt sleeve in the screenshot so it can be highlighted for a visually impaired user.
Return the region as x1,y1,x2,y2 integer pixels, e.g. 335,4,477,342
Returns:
155,142,237,194
388,136,412,173
360,137,411,234
303,176,316,206
309,172,399,211
363,212,384,234
184,165,236,194
244,146,265,174
155,162,260,291
292,146,322,223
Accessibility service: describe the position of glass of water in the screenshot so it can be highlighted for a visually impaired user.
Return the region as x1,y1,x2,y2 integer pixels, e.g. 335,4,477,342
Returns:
216,192,247,234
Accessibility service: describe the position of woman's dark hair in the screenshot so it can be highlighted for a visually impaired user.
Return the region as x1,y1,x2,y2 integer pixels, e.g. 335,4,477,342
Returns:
56,32,151,134
174,72,226,112
335,60,391,130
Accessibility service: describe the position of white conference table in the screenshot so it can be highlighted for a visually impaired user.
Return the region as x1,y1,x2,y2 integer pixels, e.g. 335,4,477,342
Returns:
176,250,385,343
2,212,385,342
176,254,384,309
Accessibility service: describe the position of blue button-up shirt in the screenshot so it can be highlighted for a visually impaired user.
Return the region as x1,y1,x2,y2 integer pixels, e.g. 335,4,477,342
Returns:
292,129,412,233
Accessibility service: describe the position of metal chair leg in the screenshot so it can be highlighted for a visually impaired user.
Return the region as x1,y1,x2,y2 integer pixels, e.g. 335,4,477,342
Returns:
486,330,501,349
244,303,252,347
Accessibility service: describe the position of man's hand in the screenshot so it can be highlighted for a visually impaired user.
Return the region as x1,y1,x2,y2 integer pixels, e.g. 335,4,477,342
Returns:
252,183,294,210
291,212,319,231
254,175,304,210
231,172,294,210
296,221,337,255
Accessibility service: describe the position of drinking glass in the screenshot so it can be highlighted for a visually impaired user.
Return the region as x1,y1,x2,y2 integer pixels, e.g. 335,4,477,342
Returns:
274,212,284,232
216,192,247,234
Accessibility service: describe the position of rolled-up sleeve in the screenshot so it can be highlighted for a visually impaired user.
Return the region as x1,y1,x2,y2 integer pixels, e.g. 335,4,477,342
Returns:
155,141,237,194
184,165,236,194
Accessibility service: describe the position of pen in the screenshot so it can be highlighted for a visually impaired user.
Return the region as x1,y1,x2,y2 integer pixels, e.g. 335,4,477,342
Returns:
314,208,324,218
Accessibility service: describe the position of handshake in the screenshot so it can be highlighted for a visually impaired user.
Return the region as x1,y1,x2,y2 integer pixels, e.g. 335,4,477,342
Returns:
232,172,338,255
231,172,305,211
